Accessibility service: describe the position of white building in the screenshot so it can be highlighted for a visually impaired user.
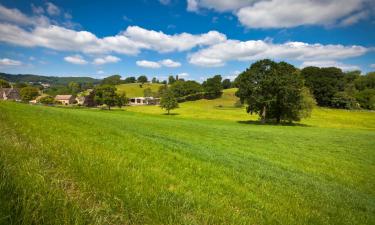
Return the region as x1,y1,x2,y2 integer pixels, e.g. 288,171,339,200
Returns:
129,97,160,105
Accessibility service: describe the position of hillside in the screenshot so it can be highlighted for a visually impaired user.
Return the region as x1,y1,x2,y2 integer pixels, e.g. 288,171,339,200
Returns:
0,101,374,224
116,83,164,97
0,72,100,85
126,88,375,130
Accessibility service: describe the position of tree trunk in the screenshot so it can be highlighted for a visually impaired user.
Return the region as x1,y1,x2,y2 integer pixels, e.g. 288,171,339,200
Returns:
261,105,266,123
167,109,170,115
276,116,281,124
108,105,111,110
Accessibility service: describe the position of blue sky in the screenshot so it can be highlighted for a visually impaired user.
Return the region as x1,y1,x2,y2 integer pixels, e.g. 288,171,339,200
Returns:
0,0,374,81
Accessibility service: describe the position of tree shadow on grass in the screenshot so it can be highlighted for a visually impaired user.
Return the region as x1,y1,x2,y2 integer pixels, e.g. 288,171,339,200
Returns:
162,113,180,116
237,120,310,127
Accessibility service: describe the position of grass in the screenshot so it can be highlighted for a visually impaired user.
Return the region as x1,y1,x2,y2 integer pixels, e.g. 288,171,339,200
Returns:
0,100,374,225
116,83,164,97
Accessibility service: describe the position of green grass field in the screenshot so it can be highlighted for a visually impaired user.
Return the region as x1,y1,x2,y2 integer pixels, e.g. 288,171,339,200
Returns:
0,98,374,224
116,83,164,97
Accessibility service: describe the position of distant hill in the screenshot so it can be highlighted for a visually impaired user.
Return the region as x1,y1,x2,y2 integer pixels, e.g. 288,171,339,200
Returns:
116,83,164,97
0,72,100,85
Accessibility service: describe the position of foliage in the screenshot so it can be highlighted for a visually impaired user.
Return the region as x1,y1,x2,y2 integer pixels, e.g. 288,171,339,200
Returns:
331,91,360,109
236,59,309,123
143,87,154,97
39,95,56,105
222,79,232,89
116,83,164,98
124,76,136,83
170,80,203,98
68,81,81,94
20,86,39,102
168,75,176,84
355,72,375,91
203,75,223,99
137,75,148,84
0,72,99,85
355,89,375,110
301,66,345,106
0,79,10,88
101,75,122,85
14,82,27,89
116,92,129,108
151,77,159,83
160,89,179,114
94,85,118,110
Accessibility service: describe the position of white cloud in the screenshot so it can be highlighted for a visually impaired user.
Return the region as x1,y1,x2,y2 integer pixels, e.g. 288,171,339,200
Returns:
64,54,88,65
97,70,105,74
93,55,121,65
0,58,22,66
369,64,375,68
0,4,34,25
189,40,368,67
159,0,171,5
159,59,181,67
188,0,371,28
178,72,189,78
301,60,360,71
136,60,161,68
31,4,44,14
46,2,60,16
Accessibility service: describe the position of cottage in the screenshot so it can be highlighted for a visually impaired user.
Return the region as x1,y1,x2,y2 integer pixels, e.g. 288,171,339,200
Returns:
55,95,74,105
0,88,21,101
129,97,160,105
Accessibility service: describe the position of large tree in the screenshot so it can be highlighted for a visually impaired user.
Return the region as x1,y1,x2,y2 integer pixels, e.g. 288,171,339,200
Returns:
170,80,203,98
137,75,148,84
101,75,122,85
160,89,179,115
0,79,10,88
222,79,232,89
235,59,313,123
20,86,39,102
301,66,344,106
203,75,223,98
94,85,118,110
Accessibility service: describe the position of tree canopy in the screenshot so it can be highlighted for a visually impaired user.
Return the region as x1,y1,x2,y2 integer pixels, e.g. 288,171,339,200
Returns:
101,75,122,85
20,86,39,102
137,75,148,84
160,89,179,115
235,59,313,123
94,85,118,110
0,79,10,88
203,75,223,98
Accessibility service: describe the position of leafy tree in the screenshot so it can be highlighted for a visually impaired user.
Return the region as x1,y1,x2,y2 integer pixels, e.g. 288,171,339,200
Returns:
124,76,136,83
222,79,232,89
158,84,168,96
68,81,80,94
14,82,27,89
355,89,375,110
151,77,159,83
94,85,118,110
143,87,153,97
0,79,10,88
101,75,122,85
20,86,39,102
39,95,55,105
236,59,311,123
168,75,176,84
301,66,345,106
170,80,203,97
331,91,359,109
160,89,178,115
355,72,375,91
116,92,128,108
203,75,223,98
137,75,148,84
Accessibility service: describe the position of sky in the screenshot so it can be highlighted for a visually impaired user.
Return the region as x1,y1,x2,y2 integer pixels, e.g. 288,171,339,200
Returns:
0,0,374,81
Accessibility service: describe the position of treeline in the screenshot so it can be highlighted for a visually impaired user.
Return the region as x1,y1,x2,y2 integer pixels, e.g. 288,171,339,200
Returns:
301,67,374,110
0,72,99,85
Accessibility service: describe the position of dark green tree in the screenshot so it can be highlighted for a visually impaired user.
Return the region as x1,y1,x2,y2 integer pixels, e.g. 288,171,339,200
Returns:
0,79,10,88
124,76,136,83
222,79,232,89
101,75,122,85
94,85,118,110
160,89,179,115
68,81,81,94
170,80,203,97
39,95,55,105
203,75,223,98
301,66,344,106
137,75,148,84
143,87,153,97
116,92,129,108
168,75,176,84
151,77,159,83
355,89,375,109
236,59,312,123
14,82,28,89
20,86,39,102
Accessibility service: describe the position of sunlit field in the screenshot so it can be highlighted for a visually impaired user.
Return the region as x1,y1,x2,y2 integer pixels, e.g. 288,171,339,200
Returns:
116,83,164,97
1,100,374,225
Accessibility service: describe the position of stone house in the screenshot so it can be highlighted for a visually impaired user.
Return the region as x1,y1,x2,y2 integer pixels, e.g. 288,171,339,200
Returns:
55,95,75,105
0,88,21,101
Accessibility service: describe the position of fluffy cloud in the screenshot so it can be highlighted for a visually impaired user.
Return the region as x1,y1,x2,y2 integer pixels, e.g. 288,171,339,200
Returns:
189,40,368,67
136,59,181,68
0,58,22,66
301,60,360,71
159,59,181,67
370,64,375,68
159,0,171,5
64,55,88,65
188,0,371,28
136,60,161,68
93,55,121,65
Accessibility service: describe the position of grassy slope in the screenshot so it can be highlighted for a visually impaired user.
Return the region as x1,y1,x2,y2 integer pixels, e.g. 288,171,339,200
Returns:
0,101,374,225
116,83,164,97
126,88,375,130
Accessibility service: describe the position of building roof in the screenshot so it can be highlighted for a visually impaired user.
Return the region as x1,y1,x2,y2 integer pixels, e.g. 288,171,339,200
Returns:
55,95,73,100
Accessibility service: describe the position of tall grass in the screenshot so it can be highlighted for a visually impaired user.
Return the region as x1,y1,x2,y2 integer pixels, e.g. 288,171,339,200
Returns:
0,101,374,224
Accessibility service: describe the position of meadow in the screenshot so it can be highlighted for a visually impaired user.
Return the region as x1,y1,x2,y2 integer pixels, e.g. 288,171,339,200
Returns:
0,97,374,224
116,83,164,97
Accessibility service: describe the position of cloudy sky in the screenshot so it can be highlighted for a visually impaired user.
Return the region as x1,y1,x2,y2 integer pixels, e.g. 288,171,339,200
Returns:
0,0,374,80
